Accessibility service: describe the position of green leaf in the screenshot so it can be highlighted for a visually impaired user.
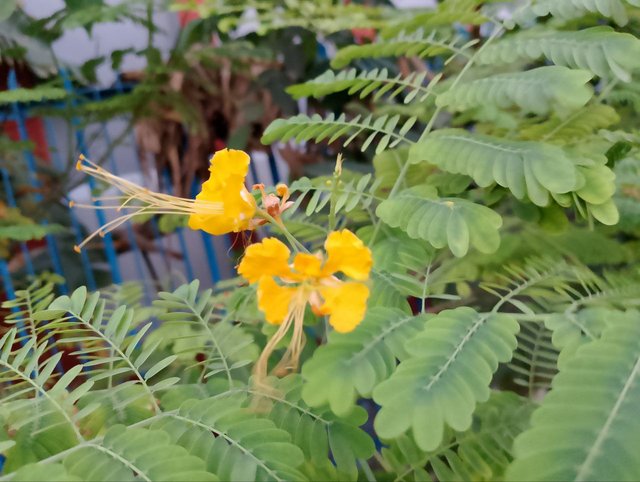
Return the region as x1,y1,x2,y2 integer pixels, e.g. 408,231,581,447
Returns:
509,321,558,396
544,308,610,363
576,164,616,205
373,146,433,190
151,281,258,380
382,392,535,482
261,113,410,150
44,287,164,412
287,173,380,218
62,425,217,481
373,307,519,451
477,27,640,82
606,141,632,167
302,308,429,416
437,67,594,115
0,440,16,453
0,224,65,241
262,375,374,481
3,409,79,473
0,0,18,22
409,129,579,206
507,310,640,481
520,104,620,143
153,395,306,481
589,198,620,225
158,214,188,233
519,0,640,26
381,0,487,38
12,463,82,482
287,68,430,104
0,86,67,105
331,31,471,69
377,185,502,257
144,355,178,380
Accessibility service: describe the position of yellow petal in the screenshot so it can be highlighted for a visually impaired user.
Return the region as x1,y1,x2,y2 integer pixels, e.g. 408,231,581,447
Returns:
258,276,296,325
208,148,251,181
276,183,289,200
238,237,292,283
319,282,369,333
323,229,372,281
293,253,323,279
188,149,257,235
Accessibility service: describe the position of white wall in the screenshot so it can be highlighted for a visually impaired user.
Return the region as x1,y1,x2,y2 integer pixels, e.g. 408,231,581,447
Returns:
20,1,247,287
22,0,181,87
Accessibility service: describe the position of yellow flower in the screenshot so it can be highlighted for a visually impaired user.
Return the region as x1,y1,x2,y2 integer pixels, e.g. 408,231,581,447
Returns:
188,149,257,236
238,229,372,380
71,149,257,252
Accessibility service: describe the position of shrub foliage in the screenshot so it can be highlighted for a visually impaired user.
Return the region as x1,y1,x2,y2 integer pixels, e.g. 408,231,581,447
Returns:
3,0,640,481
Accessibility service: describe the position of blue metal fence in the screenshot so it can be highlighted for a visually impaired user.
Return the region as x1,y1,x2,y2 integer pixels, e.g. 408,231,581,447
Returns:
1,68,283,305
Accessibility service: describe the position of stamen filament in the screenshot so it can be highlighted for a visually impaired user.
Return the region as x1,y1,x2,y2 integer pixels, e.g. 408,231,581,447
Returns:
253,291,307,388
72,155,224,252
73,210,144,252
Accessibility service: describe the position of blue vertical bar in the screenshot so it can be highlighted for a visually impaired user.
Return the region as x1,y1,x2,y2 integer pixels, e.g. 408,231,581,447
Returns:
267,150,281,184
1,168,35,276
43,118,97,291
163,171,195,282
1,257,64,374
91,89,150,301
67,210,98,291
0,260,30,345
113,75,169,293
248,156,260,186
176,227,195,282
190,179,221,284
7,70,67,293
60,69,122,284
42,119,63,170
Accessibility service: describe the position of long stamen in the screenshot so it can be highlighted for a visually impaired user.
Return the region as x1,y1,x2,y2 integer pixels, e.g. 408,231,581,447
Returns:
252,291,308,391
77,156,221,212
73,209,147,252
115,192,143,211
273,300,306,377
253,310,296,387
72,155,224,251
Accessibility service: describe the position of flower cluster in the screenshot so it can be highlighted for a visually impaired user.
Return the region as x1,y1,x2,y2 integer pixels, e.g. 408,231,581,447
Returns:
187,149,256,235
238,229,372,380
74,148,372,383
72,148,281,251
238,230,372,331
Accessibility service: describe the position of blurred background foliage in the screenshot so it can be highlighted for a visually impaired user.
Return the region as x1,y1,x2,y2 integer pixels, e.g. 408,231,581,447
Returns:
1,1,640,480
0,0,395,280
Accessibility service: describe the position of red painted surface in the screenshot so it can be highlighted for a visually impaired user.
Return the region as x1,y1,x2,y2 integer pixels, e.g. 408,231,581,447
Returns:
177,0,203,26
344,0,377,43
2,117,51,163
3,117,51,255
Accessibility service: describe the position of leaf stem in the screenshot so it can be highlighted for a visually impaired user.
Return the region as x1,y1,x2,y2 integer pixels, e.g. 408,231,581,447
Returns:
328,154,344,231
360,459,377,482
368,23,505,245
257,209,308,253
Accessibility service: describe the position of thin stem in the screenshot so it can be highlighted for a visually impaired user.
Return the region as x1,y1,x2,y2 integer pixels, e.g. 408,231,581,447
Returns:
65,118,136,191
0,360,84,442
597,78,620,101
368,23,504,245
56,311,161,414
360,459,377,482
258,209,308,253
421,262,432,314
542,78,620,142
527,324,545,398
328,172,341,232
